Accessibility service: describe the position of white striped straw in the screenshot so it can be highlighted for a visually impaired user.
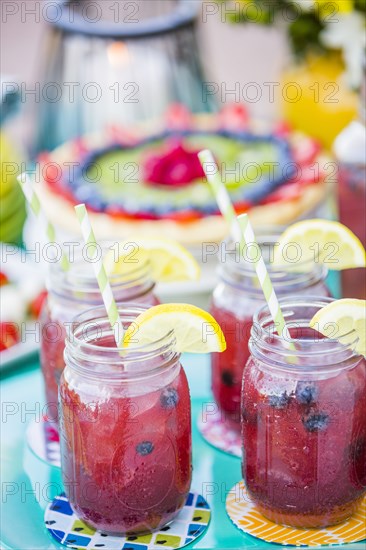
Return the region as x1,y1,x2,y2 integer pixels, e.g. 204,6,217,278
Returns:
199,150,292,341
74,204,124,347
198,150,244,244
17,173,70,272
238,214,291,341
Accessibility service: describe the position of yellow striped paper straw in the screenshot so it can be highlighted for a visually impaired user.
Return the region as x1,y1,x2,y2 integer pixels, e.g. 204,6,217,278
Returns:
18,173,70,272
74,203,124,347
198,150,291,341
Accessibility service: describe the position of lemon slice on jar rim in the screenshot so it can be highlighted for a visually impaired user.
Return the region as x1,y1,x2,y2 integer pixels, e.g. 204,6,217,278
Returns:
309,299,366,357
123,303,226,354
272,219,365,271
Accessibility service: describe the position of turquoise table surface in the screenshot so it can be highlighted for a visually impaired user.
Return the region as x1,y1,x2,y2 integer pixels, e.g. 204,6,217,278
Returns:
1,341,365,550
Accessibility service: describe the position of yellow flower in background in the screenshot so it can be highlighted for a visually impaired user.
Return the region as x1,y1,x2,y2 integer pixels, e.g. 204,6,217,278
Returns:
316,0,353,15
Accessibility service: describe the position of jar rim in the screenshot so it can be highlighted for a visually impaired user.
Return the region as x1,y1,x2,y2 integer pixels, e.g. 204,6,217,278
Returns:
250,296,362,371
48,242,154,300
219,233,327,293
65,304,179,378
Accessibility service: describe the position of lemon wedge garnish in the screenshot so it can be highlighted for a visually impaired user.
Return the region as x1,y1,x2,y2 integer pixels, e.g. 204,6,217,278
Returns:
309,299,366,357
123,303,226,354
273,219,365,271
104,237,200,282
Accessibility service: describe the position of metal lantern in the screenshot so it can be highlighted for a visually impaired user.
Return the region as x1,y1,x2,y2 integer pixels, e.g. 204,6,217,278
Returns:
35,0,212,152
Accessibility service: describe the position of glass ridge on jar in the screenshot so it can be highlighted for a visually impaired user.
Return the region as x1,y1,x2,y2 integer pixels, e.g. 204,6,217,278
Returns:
210,233,330,428
40,250,158,422
242,296,366,528
60,305,192,535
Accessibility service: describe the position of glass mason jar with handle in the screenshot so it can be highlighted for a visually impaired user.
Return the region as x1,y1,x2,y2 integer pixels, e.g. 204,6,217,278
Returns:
210,233,330,428
40,253,158,423
242,296,366,528
60,305,192,535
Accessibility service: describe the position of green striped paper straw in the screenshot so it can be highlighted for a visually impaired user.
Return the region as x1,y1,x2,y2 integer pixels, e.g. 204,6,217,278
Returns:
74,203,124,347
17,173,70,272
198,150,244,244
198,150,291,341
238,213,291,341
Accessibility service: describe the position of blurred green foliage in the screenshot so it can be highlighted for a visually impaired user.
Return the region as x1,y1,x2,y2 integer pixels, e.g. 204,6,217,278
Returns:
216,0,365,58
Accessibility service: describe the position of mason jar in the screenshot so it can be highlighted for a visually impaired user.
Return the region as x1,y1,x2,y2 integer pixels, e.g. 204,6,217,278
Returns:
60,305,192,535
40,254,158,422
242,296,366,528
210,233,330,428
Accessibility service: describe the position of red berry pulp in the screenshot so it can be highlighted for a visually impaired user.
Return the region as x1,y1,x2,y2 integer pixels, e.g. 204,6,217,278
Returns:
210,305,252,426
